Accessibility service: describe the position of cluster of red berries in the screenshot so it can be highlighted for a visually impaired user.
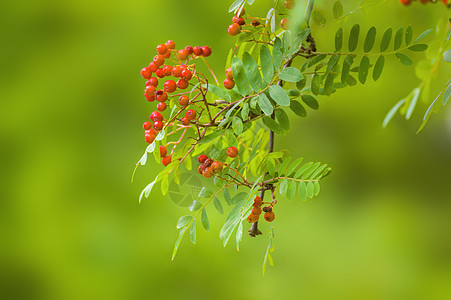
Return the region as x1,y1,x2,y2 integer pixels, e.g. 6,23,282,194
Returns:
197,155,224,178
246,196,275,223
142,111,164,144
227,9,246,36
400,0,449,5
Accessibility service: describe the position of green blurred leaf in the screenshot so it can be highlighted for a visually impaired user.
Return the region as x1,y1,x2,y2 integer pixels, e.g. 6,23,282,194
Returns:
242,52,262,91
341,55,354,84
278,156,292,175
172,226,187,260
443,82,451,105
406,88,420,120
199,187,213,198
412,28,432,44
358,56,370,84
333,1,343,19
273,38,283,70
290,100,307,117
214,196,224,215
269,85,290,106
260,45,274,86
408,44,428,52
323,73,334,96
380,28,393,52
206,84,231,101
395,53,413,66
394,27,403,51
308,54,327,67
311,73,321,95
231,56,252,96
298,182,307,200
189,221,196,244
335,28,343,52
312,11,326,26
443,49,451,63
405,25,413,46
236,221,243,251
301,95,319,110
348,24,360,52
286,157,304,177
177,215,193,229
275,109,290,131
373,55,385,81
364,27,376,53
189,200,202,211
306,181,314,198
262,117,285,135
383,98,406,128
278,67,303,82
201,208,209,231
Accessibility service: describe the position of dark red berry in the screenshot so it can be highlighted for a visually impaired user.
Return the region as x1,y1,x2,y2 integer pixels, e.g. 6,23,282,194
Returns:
160,146,167,157
193,46,203,56
157,102,167,111
227,146,238,158
150,111,163,122
156,44,168,55
162,156,172,166
181,69,192,81
178,95,189,107
141,67,152,79
186,109,197,120
177,79,189,89
154,121,163,131
198,154,208,163
201,46,212,57
180,117,190,126
235,17,245,25
251,20,260,26
164,80,177,93
143,121,153,130
224,78,235,89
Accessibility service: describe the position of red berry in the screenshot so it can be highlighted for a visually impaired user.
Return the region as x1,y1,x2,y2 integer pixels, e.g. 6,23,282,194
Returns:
143,121,153,130
145,93,155,102
177,49,189,61
399,0,412,4
177,79,189,89
228,23,241,36
162,156,172,166
264,211,275,222
172,65,182,77
165,40,176,49
223,78,235,89
198,154,208,163
160,146,167,157
193,46,203,56
232,16,239,23
198,164,207,174
150,111,163,122
178,95,189,107
185,46,194,54
225,67,233,79
186,109,197,120
145,134,155,144
140,67,152,79
201,46,212,57
157,102,167,111
156,68,165,78
148,62,158,72
284,0,293,9
227,146,238,158
235,17,245,25
202,166,214,178
155,90,168,102
253,196,262,207
162,65,173,76
146,77,159,87
281,18,289,30
156,44,168,55
164,80,177,93
153,55,164,67
145,85,156,98
154,121,163,131
181,69,193,81
180,117,190,126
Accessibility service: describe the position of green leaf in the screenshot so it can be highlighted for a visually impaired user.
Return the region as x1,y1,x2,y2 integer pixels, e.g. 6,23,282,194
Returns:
223,188,232,205
301,95,319,110
275,109,290,131
241,103,249,120
198,130,224,144
412,28,432,44
380,28,393,52
395,53,413,66
382,98,406,128
406,88,420,120
269,85,290,106
298,182,307,200
138,179,157,203
325,55,340,77
199,187,213,198
313,182,320,196
189,221,196,244
335,28,343,52
308,54,327,68
286,157,304,177
306,181,314,198
278,156,292,175
443,49,451,63
177,215,193,229
311,73,321,95
279,179,288,195
232,116,243,135
290,100,307,117
273,38,283,70
358,56,370,84
287,180,297,200
231,56,252,96
260,45,274,86
364,27,376,53
348,24,360,52
302,162,321,179
267,158,276,177
394,27,404,51
262,117,285,135
242,52,262,91
333,1,343,19
443,82,451,105
405,25,413,46
373,55,385,81
278,67,303,82
323,74,334,96
341,55,354,84
189,200,202,211
207,84,231,101
312,11,326,26
172,226,187,260
236,221,243,251
408,44,428,52
294,162,312,178
257,93,273,116
214,196,224,214
228,0,245,12
347,75,357,86
201,208,209,231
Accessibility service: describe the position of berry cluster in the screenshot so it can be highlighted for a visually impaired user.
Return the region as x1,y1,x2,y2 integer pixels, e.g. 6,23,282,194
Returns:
400,0,449,6
246,196,275,223
197,154,224,178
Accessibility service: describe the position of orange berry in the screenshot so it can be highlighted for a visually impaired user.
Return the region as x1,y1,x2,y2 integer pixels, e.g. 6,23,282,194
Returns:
281,18,289,30
165,40,175,49
225,67,233,79
264,211,275,222
177,79,189,89
156,44,168,55
228,23,241,36
223,78,235,90
211,161,223,174
160,146,167,157
227,146,238,158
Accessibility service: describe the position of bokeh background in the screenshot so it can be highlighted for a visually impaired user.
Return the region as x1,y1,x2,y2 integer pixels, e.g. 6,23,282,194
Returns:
1,0,450,299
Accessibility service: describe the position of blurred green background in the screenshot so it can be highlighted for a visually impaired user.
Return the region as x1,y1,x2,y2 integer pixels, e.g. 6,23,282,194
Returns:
1,0,450,299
